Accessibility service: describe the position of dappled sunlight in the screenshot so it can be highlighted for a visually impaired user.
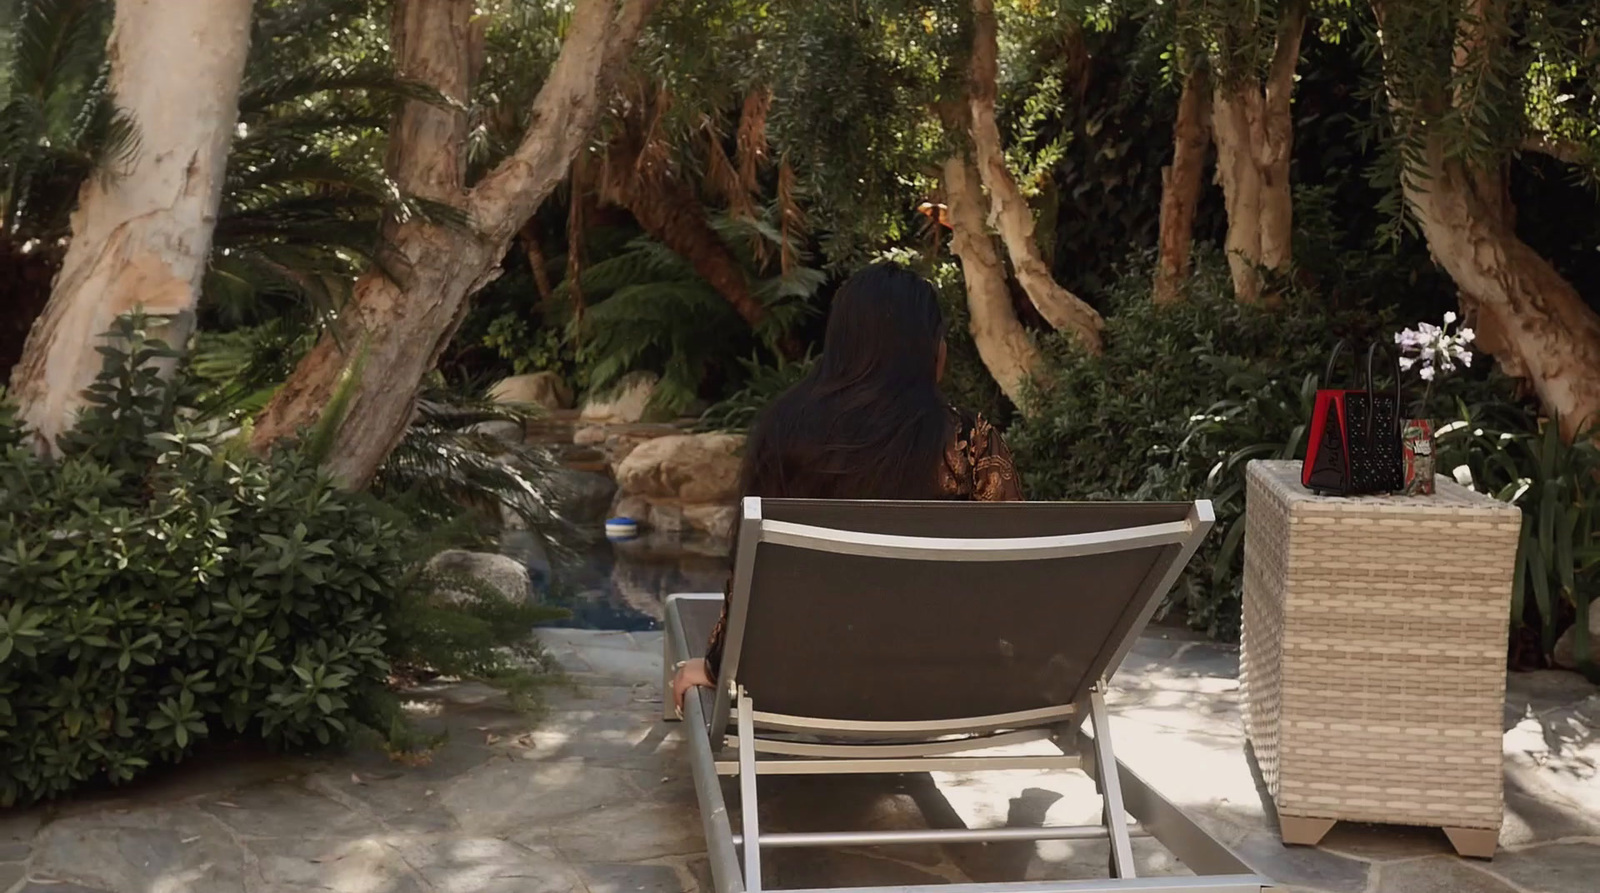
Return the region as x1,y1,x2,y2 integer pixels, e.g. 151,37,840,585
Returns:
1504,715,1597,781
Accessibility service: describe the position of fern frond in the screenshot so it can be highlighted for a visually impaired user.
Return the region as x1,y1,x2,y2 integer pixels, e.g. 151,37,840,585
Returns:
239,65,444,115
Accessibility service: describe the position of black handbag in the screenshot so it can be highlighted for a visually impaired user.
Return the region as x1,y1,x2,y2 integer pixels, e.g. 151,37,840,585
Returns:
1302,341,1405,497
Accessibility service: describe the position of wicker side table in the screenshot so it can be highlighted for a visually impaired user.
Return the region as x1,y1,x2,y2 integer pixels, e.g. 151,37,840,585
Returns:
1241,460,1520,858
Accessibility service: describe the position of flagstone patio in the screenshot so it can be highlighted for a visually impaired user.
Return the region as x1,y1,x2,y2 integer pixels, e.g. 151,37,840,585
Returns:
3,627,1595,893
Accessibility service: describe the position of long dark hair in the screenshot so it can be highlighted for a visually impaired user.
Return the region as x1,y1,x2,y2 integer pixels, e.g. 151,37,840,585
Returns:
741,263,951,500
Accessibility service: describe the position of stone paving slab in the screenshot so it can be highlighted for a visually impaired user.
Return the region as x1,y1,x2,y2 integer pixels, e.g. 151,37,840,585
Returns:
2,628,1595,893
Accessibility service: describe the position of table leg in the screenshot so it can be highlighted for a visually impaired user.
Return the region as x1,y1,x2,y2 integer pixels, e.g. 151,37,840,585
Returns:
1444,826,1499,860
1279,816,1336,847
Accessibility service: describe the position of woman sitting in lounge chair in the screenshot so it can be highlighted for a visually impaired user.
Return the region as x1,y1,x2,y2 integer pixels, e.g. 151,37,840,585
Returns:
671,262,1025,712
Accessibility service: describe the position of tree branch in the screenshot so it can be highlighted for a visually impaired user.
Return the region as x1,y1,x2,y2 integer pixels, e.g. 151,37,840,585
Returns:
1264,0,1308,123
467,0,661,243
1521,134,1591,166
965,0,1103,350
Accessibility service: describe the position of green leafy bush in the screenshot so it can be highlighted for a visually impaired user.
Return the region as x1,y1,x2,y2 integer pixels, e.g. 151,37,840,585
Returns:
0,320,407,805
1009,255,1388,637
1436,398,1600,673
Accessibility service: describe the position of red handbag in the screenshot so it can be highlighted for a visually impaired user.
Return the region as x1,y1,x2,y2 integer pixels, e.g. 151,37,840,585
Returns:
1302,341,1405,496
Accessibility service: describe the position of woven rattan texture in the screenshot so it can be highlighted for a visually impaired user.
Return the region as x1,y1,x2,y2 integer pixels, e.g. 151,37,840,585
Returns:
1241,461,1520,832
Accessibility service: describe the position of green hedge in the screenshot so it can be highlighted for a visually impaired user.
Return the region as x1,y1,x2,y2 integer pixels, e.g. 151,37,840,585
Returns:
0,323,407,805
1008,258,1389,638
1007,255,1583,655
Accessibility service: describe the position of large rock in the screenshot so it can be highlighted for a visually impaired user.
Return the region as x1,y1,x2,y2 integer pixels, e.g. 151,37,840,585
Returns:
611,494,737,540
553,469,618,526
578,372,659,425
489,371,572,410
613,433,744,503
573,422,685,469
498,529,553,592
1552,610,1600,670
426,550,531,603
467,419,525,445
683,504,739,542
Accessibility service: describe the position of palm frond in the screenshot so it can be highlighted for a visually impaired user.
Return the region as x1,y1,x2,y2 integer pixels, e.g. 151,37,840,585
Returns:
184,319,316,418
376,395,574,547
239,64,446,115
0,0,116,234
7,0,106,102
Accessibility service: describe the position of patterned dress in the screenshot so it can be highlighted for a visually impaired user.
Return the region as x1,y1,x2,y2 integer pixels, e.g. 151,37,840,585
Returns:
701,408,1024,682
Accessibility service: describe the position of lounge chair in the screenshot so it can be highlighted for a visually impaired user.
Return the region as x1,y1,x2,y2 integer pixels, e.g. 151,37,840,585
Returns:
663,497,1279,893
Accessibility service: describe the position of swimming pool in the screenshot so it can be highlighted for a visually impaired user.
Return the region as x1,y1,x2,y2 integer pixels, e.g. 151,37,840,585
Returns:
516,526,731,631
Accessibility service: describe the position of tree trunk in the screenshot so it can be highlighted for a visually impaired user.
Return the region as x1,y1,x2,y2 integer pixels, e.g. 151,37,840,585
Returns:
251,0,659,487
10,0,253,450
942,154,1042,410
1405,146,1600,439
1373,0,1600,440
1209,2,1305,304
601,105,804,358
602,131,768,332
1153,66,1211,305
968,0,1103,352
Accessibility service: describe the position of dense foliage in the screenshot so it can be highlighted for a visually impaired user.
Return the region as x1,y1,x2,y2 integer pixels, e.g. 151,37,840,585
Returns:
1009,254,1387,636
0,322,402,804
0,320,562,804
1436,398,1600,671
3,0,1598,719
1008,249,1595,663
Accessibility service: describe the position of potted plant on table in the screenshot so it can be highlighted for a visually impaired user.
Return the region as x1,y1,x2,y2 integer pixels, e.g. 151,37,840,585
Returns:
1394,312,1476,495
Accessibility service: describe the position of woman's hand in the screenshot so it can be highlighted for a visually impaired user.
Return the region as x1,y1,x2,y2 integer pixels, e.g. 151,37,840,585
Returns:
671,658,714,718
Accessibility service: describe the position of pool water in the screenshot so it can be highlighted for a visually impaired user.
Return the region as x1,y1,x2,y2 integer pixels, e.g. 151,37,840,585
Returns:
509,527,731,631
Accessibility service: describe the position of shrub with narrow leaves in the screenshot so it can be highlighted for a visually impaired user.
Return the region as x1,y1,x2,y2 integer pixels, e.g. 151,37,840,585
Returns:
0,319,408,805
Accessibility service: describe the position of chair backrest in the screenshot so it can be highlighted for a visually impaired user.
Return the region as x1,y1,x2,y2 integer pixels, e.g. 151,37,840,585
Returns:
716,498,1212,729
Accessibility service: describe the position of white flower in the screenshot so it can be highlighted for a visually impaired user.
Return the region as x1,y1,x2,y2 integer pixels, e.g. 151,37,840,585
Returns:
1392,314,1476,386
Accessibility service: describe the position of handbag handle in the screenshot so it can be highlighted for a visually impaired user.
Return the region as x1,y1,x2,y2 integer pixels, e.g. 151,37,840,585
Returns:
1323,339,1361,389
1362,342,1404,443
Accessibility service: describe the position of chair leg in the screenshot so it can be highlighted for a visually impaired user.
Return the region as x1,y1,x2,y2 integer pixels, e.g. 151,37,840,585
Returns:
737,687,763,891
1090,687,1137,879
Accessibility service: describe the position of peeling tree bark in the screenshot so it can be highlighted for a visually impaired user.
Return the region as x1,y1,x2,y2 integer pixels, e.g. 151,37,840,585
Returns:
942,154,1042,410
1209,1,1306,304
1375,0,1600,440
968,0,1103,352
1153,66,1211,305
250,0,659,487
10,0,254,450
1406,156,1600,440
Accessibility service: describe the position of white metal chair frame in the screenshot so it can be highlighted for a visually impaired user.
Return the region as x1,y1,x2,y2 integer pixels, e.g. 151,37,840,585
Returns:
663,497,1280,893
